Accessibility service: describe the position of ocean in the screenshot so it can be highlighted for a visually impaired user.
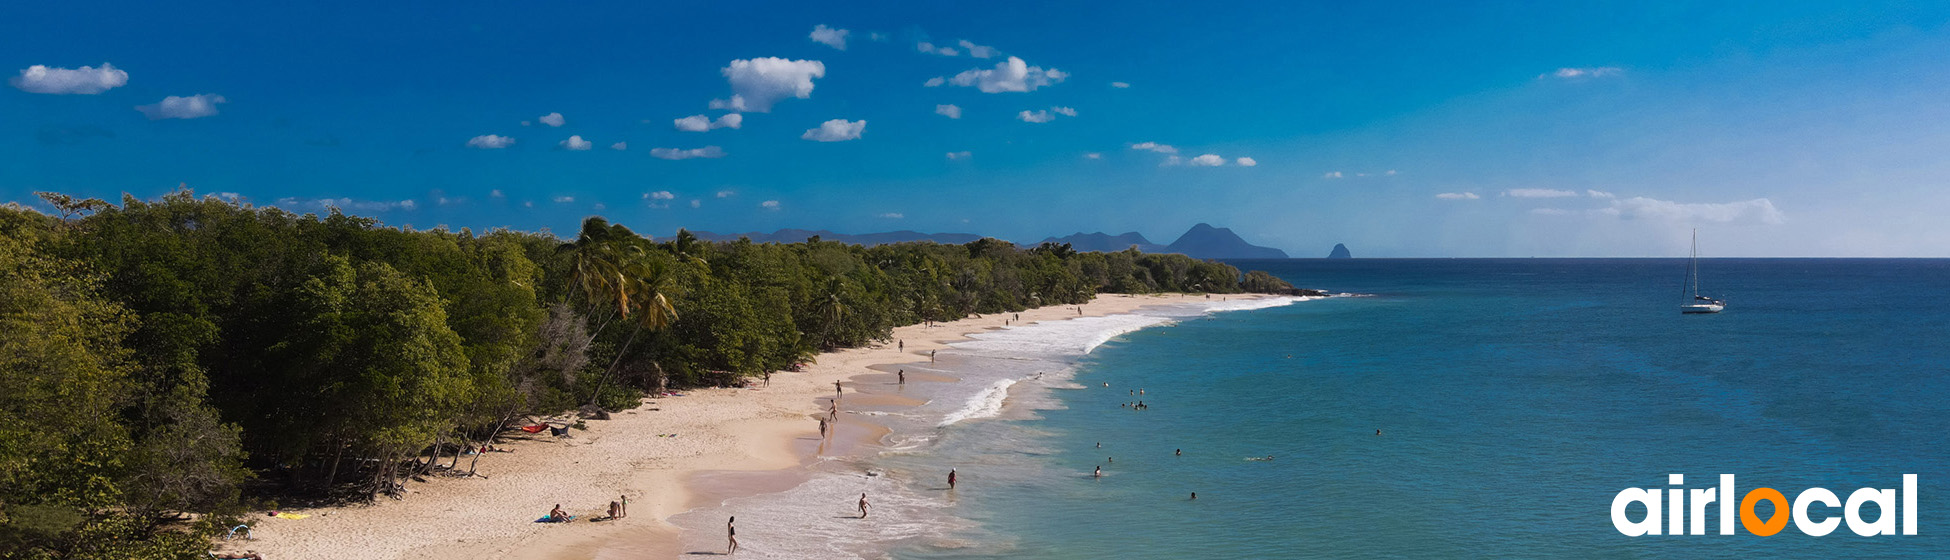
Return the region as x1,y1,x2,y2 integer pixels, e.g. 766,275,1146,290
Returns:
676,259,1950,558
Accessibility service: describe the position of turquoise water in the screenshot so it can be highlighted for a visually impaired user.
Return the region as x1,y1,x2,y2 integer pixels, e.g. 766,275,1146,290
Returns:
906,259,1950,558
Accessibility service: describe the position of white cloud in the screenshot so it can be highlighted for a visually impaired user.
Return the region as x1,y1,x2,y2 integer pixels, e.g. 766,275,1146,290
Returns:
467,134,516,149
716,190,735,198
1546,67,1623,79
674,113,742,132
277,197,418,212
1504,188,1580,198
1018,110,1054,123
538,112,565,127
709,58,826,112
923,77,946,87
135,94,226,120
1161,155,1183,166
1235,157,1258,167
946,151,971,160
760,200,781,210
690,199,702,208
650,146,727,160
1435,192,1481,200
946,57,1067,93
553,196,575,203
610,141,628,150
801,119,865,142
878,212,904,219
11,63,128,94
1323,171,1344,179
560,135,592,150
1084,152,1103,159
594,203,607,210
916,41,959,56
1601,197,1785,225
523,201,534,208
810,25,850,50
1530,208,1572,215
1130,142,1176,154
1110,81,1131,88
1188,154,1226,166
1053,106,1077,117
1587,189,1615,198
935,104,962,119
1386,170,1398,176
490,189,505,198
957,40,998,58
646,191,676,200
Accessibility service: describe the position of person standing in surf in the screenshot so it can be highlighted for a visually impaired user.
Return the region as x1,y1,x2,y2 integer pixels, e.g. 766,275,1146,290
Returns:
726,516,737,554
948,469,957,489
858,493,870,518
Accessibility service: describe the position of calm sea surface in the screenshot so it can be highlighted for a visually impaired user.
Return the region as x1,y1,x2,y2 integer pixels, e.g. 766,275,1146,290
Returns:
894,259,1950,558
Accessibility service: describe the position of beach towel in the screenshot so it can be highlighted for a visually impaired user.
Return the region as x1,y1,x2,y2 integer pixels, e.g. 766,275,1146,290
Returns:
274,513,309,520
535,515,574,523
520,425,547,433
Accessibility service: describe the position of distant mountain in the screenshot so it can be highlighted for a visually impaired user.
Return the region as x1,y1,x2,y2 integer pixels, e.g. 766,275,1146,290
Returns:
1164,223,1289,259
1327,243,1352,259
1037,232,1167,253
680,228,985,246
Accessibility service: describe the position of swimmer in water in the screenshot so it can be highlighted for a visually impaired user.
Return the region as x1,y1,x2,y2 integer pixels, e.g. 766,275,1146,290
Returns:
1093,466,1102,478
1175,448,1182,456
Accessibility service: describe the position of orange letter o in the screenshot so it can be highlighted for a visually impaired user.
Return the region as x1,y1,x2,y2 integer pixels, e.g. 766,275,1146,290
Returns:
1741,488,1790,536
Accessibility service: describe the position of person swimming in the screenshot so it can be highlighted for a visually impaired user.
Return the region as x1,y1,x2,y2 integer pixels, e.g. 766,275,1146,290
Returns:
1093,466,1102,478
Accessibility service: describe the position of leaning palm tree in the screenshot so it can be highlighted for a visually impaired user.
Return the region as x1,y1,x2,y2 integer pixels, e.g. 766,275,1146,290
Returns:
587,255,680,404
817,278,850,349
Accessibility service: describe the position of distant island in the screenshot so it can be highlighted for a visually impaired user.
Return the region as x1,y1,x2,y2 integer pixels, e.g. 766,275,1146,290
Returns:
1328,243,1352,259
684,223,1290,260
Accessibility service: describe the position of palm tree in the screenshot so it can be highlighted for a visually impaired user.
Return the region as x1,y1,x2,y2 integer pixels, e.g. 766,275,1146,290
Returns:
587,256,679,404
818,278,850,349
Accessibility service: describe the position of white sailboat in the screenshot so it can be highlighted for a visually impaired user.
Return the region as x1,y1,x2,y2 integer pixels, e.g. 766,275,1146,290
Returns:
1681,229,1725,314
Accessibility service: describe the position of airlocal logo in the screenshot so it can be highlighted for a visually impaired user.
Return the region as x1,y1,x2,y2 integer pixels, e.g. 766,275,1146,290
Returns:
1612,474,1917,537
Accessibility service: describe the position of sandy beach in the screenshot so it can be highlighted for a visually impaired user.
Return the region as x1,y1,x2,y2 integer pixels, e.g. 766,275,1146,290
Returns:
232,293,1256,560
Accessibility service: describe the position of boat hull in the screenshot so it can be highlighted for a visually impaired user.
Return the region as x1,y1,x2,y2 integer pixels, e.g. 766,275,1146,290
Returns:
1680,304,1724,314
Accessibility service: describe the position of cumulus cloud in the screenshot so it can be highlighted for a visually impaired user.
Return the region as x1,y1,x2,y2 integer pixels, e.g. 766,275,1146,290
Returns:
935,104,962,119
1084,152,1103,159
674,113,742,132
646,191,676,200
490,189,505,198
560,135,592,150
650,146,726,160
1504,188,1580,198
1188,154,1226,166
878,212,904,219
801,119,865,142
11,63,128,94
1018,110,1054,123
923,77,947,87
709,58,826,112
1052,106,1077,117
1323,171,1344,179
1587,189,1615,198
610,141,628,150
1530,208,1572,215
716,190,735,198
135,94,226,120
467,134,516,149
916,41,959,56
1435,192,1481,200
945,57,1067,93
1601,197,1785,225
1235,157,1257,167
946,151,971,160
690,200,702,208
275,196,418,212
538,112,565,127
810,25,850,50
1110,81,1130,88
957,40,998,58
553,196,575,203
760,200,781,210
1546,67,1623,79
1130,142,1176,154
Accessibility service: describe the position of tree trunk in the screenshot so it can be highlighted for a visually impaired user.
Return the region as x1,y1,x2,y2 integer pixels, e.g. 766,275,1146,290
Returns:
586,322,644,407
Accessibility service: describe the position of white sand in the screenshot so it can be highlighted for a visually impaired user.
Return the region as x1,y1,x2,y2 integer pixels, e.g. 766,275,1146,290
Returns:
233,293,1258,559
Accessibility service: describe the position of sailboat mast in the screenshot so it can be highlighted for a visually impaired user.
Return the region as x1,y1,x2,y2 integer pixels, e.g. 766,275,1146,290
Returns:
1688,229,1700,298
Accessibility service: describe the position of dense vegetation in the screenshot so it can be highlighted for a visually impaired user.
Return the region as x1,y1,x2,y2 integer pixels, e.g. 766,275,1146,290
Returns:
0,190,1296,557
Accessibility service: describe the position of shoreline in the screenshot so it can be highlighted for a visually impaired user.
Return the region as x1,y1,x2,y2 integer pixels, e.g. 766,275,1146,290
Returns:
237,293,1268,559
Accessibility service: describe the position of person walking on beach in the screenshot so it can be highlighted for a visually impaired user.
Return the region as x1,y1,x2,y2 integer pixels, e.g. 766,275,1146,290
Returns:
819,418,828,438
948,469,957,489
899,339,904,351
828,401,839,422
834,380,843,395
726,516,737,554
897,369,905,385
930,350,937,363
858,493,871,518
619,495,628,518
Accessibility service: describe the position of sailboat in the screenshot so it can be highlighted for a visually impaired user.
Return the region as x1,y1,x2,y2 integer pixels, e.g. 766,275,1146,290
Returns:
1681,229,1725,314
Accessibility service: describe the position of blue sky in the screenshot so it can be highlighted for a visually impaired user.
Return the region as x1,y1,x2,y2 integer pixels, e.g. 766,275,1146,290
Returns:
5,1,1950,256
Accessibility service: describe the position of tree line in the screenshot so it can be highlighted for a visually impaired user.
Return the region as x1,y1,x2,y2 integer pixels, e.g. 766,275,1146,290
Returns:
0,190,1304,557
